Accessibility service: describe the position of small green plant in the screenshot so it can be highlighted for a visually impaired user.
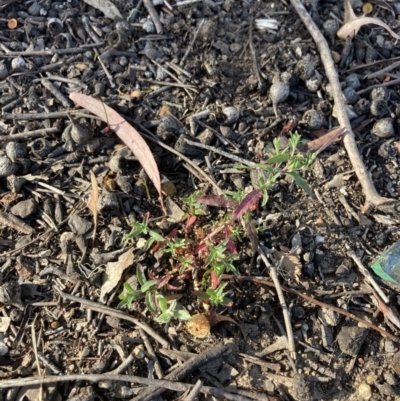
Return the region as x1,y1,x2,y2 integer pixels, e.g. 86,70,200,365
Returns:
124,213,164,251
156,294,191,323
182,190,206,216
118,132,317,326
198,282,232,307
236,132,317,205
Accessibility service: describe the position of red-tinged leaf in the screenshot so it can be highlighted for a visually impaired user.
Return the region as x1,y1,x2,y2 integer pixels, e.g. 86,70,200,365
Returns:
196,195,238,208
210,271,220,289
307,127,345,152
69,93,165,212
185,215,197,236
232,189,262,220
167,282,184,291
225,238,238,254
157,275,172,289
196,243,208,256
167,228,178,239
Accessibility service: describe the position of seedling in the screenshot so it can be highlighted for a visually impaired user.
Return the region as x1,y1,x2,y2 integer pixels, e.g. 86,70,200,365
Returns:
198,282,232,307
156,294,191,323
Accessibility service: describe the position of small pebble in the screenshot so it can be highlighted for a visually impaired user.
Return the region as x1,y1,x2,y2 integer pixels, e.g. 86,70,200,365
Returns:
68,214,93,235
10,199,37,218
358,383,372,400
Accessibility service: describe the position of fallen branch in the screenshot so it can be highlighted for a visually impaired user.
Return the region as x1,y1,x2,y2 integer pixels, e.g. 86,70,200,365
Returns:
290,0,400,215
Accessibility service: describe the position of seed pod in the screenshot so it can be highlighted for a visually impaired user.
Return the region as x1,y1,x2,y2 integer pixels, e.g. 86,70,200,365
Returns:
5,142,27,162
295,59,315,81
0,156,17,178
139,41,161,60
345,73,361,89
370,87,390,102
317,100,332,116
354,98,370,115
222,106,240,124
47,18,63,35
107,30,128,50
69,116,93,144
30,138,51,158
370,100,388,118
323,19,339,44
378,139,396,159
343,87,359,104
302,109,326,129
306,74,321,92
371,118,394,138
0,62,8,79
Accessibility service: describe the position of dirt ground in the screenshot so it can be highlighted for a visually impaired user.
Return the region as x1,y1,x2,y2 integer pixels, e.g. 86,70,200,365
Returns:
0,0,400,400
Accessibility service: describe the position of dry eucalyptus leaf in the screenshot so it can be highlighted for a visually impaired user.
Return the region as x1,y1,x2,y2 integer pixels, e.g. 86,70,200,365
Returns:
337,0,400,40
0,317,10,333
100,248,134,301
88,170,99,241
70,93,165,212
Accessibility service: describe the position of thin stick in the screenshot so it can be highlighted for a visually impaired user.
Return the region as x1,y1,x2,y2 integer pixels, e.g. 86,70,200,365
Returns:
180,19,205,66
131,344,229,401
184,139,256,166
2,111,102,121
184,379,203,401
0,374,265,401
139,329,164,379
0,42,103,57
248,16,264,91
290,0,399,214
257,246,296,359
0,127,58,143
94,48,116,88
58,291,170,348
143,0,163,34
346,244,389,303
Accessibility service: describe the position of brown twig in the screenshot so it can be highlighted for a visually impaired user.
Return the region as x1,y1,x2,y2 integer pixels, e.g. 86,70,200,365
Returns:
0,127,59,143
225,275,400,344
0,373,274,400
131,343,229,401
139,329,164,379
58,291,170,348
143,0,163,34
290,0,400,215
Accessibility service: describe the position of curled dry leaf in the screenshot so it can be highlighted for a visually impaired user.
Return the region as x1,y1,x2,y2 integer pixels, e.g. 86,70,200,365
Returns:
70,93,165,212
337,0,400,40
100,248,134,301
307,127,345,152
87,170,98,241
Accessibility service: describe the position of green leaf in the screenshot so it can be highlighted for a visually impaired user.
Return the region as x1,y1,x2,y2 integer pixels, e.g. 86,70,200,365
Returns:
144,237,155,251
136,268,146,287
287,172,314,198
141,280,157,292
174,310,192,320
149,230,164,242
123,282,135,295
156,294,169,313
145,291,158,314
197,292,210,300
167,300,177,313
265,153,290,165
156,311,173,324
